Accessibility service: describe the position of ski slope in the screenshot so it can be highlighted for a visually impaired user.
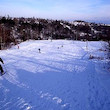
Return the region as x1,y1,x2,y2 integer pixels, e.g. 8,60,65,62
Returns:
0,40,110,110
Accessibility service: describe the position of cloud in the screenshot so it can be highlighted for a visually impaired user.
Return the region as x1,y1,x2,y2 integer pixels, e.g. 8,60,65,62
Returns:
0,3,40,17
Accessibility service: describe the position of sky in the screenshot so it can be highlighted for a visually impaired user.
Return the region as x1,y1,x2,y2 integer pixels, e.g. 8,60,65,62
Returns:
0,0,110,23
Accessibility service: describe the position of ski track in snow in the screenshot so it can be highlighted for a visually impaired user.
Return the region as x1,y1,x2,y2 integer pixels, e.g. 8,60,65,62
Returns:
0,40,110,110
87,61,110,110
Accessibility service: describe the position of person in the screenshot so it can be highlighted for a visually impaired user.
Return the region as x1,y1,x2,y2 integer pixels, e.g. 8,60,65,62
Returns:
38,48,41,53
0,58,4,75
0,58,4,64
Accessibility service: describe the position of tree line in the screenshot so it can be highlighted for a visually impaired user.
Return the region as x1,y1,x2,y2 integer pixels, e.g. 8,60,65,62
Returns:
0,16,110,50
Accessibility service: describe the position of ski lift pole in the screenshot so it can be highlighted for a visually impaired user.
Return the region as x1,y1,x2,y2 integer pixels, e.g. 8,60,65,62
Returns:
86,33,89,51
86,40,88,51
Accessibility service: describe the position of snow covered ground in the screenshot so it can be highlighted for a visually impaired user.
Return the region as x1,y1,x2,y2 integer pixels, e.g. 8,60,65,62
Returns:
0,40,110,110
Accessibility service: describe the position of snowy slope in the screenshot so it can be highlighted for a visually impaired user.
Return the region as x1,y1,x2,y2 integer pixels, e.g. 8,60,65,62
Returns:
0,40,110,110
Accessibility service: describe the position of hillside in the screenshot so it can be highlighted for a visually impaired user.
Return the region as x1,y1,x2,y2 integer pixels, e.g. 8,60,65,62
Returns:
0,17,110,50
0,40,110,110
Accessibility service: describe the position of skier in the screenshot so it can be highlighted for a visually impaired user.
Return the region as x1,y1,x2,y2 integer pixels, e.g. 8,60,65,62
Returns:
38,48,41,53
18,45,19,49
0,58,4,75
0,58,4,64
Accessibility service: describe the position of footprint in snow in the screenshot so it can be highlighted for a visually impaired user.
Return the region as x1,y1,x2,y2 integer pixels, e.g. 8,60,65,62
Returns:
38,91,71,109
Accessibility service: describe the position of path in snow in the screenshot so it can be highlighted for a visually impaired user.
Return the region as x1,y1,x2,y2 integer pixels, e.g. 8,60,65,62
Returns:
0,40,110,110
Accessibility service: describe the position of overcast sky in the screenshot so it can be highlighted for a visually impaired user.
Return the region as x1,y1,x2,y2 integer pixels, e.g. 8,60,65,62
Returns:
0,0,110,23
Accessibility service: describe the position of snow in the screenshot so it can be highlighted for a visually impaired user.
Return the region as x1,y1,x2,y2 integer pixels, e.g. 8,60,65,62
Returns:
65,25,71,29
60,22,71,29
71,21,86,26
0,40,110,110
